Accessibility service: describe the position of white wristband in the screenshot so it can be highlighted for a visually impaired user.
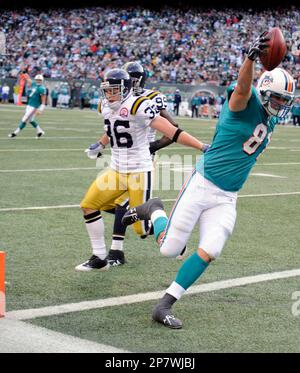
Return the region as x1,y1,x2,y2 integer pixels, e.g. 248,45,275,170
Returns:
39,104,45,111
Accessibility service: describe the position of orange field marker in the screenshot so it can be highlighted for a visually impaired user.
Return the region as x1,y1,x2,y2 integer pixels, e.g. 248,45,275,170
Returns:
0,251,5,317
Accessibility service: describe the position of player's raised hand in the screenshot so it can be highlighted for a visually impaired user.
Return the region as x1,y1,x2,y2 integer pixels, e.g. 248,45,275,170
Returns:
85,142,105,159
247,31,271,61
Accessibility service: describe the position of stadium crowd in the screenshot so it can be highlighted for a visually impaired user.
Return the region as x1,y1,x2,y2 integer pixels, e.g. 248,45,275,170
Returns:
0,6,300,86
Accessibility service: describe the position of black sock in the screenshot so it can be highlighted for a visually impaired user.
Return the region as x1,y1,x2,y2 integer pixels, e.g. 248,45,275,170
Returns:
113,205,128,238
159,293,178,309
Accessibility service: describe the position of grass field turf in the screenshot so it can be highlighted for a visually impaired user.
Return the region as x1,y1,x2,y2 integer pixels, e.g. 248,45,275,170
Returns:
0,104,299,352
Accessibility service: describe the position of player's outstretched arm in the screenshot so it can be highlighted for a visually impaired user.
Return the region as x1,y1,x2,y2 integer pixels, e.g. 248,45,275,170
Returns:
150,116,206,152
149,109,179,153
229,32,270,112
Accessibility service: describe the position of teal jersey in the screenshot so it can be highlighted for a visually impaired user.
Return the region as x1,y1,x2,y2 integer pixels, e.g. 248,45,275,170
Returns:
60,87,69,95
27,82,46,108
196,83,277,192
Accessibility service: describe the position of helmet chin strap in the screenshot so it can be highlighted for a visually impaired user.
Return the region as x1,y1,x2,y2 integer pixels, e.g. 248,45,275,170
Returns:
107,101,121,111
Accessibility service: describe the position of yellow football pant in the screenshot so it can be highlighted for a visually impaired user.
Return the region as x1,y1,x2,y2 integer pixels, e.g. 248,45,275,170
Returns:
80,168,153,236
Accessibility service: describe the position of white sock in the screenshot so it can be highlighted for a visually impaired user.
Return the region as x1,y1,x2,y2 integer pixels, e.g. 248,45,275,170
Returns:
14,128,21,134
110,237,124,251
36,125,43,133
151,209,168,223
166,281,186,300
84,213,106,259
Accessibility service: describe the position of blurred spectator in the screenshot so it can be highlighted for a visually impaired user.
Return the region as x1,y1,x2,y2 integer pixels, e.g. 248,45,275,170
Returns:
173,88,182,116
291,98,300,126
51,85,59,108
1,82,10,103
165,91,174,113
208,94,216,120
80,85,88,109
57,82,70,109
0,6,299,85
199,93,207,118
89,85,100,110
215,93,225,118
13,83,19,104
191,93,200,118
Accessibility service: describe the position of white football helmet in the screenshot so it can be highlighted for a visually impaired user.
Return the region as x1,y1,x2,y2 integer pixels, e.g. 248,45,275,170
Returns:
256,68,295,118
34,74,44,84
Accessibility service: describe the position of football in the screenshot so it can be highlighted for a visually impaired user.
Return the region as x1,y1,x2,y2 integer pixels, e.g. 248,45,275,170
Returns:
259,27,287,71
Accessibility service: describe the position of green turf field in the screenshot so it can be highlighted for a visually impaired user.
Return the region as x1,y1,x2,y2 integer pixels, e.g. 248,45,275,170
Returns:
0,104,300,352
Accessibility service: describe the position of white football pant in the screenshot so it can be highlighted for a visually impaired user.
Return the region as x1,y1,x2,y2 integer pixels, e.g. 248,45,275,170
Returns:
160,170,237,259
22,105,38,122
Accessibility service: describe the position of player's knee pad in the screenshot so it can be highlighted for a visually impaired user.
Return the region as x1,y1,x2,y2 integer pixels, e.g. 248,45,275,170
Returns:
160,236,186,258
201,225,232,260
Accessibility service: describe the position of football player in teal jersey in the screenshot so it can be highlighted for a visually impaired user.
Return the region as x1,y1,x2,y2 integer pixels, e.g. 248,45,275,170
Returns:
122,32,296,328
8,74,46,138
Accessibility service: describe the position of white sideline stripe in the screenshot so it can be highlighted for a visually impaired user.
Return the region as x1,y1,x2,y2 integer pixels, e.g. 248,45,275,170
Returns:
0,192,299,212
0,148,83,152
0,136,95,140
0,318,130,353
6,268,300,321
172,167,287,178
0,167,97,173
251,173,287,179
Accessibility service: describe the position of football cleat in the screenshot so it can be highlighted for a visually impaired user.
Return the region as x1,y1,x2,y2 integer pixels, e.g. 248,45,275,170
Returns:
75,255,109,272
152,305,182,329
8,133,16,138
122,198,164,226
36,130,45,139
107,249,125,266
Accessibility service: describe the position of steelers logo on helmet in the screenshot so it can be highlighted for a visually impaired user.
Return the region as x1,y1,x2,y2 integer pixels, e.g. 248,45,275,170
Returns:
257,68,295,119
100,68,132,111
122,61,147,95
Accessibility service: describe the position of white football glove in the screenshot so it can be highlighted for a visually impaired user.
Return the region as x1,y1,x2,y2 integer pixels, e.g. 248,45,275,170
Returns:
85,142,105,159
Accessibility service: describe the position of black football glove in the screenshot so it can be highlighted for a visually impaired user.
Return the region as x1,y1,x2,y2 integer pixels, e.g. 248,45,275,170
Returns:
247,31,271,61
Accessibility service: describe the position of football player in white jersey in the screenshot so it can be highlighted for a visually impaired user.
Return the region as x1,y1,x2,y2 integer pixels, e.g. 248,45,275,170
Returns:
75,68,209,272
104,61,189,267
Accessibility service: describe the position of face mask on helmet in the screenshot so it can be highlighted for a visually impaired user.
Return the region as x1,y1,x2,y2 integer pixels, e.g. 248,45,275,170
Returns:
100,69,131,110
261,91,294,118
257,68,295,119
122,62,146,96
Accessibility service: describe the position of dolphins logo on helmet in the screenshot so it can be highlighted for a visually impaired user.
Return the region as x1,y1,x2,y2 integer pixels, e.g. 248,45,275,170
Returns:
257,68,295,118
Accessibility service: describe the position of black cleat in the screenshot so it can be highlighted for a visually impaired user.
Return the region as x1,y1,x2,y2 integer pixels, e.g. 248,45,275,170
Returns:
152,304,182,329
8,133,17,138
122,198,164,226
107,249,125,266
36,130,45,139
75,255,109,272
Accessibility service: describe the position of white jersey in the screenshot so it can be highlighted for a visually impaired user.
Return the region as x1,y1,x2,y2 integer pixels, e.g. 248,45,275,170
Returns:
98,93,159,173
140,89,167,143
